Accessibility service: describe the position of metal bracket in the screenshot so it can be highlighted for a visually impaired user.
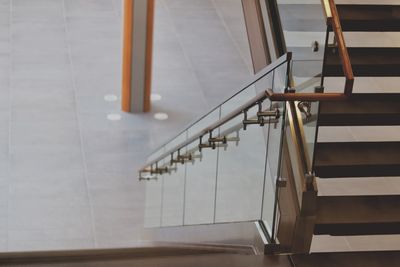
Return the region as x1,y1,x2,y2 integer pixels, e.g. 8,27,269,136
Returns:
170,152,181,165
297,101,312,120
243,102,280,130
199,135,216,151
209,136,227,145
139,168,159,181
178,154,192,162
199,132,230,151
170,150,192,165
139,175,158,181
151,167,168,175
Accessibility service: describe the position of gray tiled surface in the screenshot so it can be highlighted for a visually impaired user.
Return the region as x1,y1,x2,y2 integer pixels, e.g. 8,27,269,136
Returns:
0,0,252,251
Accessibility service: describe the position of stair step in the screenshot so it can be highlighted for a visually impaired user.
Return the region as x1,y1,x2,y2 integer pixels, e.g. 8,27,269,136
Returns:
292,251,400,267
315,195,400,236
318,94,400,126
334,5,400,32
324,48,400,77
314,142,400,178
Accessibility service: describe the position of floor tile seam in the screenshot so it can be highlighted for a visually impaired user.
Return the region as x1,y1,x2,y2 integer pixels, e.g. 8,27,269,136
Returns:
61,0,97,248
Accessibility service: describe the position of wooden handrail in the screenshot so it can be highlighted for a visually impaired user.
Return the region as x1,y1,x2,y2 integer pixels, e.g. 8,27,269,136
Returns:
322,0,354,95
140,90,349,173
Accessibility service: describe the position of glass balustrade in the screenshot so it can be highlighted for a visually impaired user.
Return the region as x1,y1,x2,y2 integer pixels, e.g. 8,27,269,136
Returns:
141,56,292,242
277,0,349,95
276,0,347,171
276,0,327,90
184,110,220,225
140,0,338,242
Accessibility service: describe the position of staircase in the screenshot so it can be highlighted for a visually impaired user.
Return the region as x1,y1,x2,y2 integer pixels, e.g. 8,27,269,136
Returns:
312,2,400,244
135,1,400,266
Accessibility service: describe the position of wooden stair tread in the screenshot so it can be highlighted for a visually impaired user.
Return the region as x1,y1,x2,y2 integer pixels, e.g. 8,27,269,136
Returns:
315,195,400,235
318,94,400,126
335,5,400,32
314,142,400,178
324,48,400,77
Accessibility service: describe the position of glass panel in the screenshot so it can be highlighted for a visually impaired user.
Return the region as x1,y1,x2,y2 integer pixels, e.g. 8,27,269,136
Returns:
262,100,286,234
272,63,289,93
144,154,165,228
290,77,321,170
144,177,163,228
276,0,326,87
183,108,221,225
219,85,258,116
214,87,268,222
301,101,319,169
161,132,188,227
147,146,166,163
165,132,187,152
291,60,323,91
184,147,218,225
187,109,221,140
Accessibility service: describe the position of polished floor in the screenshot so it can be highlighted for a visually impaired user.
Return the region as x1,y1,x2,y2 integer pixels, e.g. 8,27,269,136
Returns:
0,0,252,251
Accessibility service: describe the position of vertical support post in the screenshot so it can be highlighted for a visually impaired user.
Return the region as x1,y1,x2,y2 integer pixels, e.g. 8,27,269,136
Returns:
122,0,155,113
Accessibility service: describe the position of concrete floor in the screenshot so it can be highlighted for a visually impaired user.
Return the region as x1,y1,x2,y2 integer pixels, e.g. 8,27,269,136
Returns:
0,0,252,251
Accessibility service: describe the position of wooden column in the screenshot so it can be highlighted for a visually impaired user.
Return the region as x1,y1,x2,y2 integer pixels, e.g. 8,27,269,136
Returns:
122,0,155,113
241,0,271,73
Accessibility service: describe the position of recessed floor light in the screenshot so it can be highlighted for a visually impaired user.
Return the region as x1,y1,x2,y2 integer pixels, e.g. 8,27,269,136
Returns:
104,94,118,102
154,112,169,121
107,113,122,121
151,93,162,101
